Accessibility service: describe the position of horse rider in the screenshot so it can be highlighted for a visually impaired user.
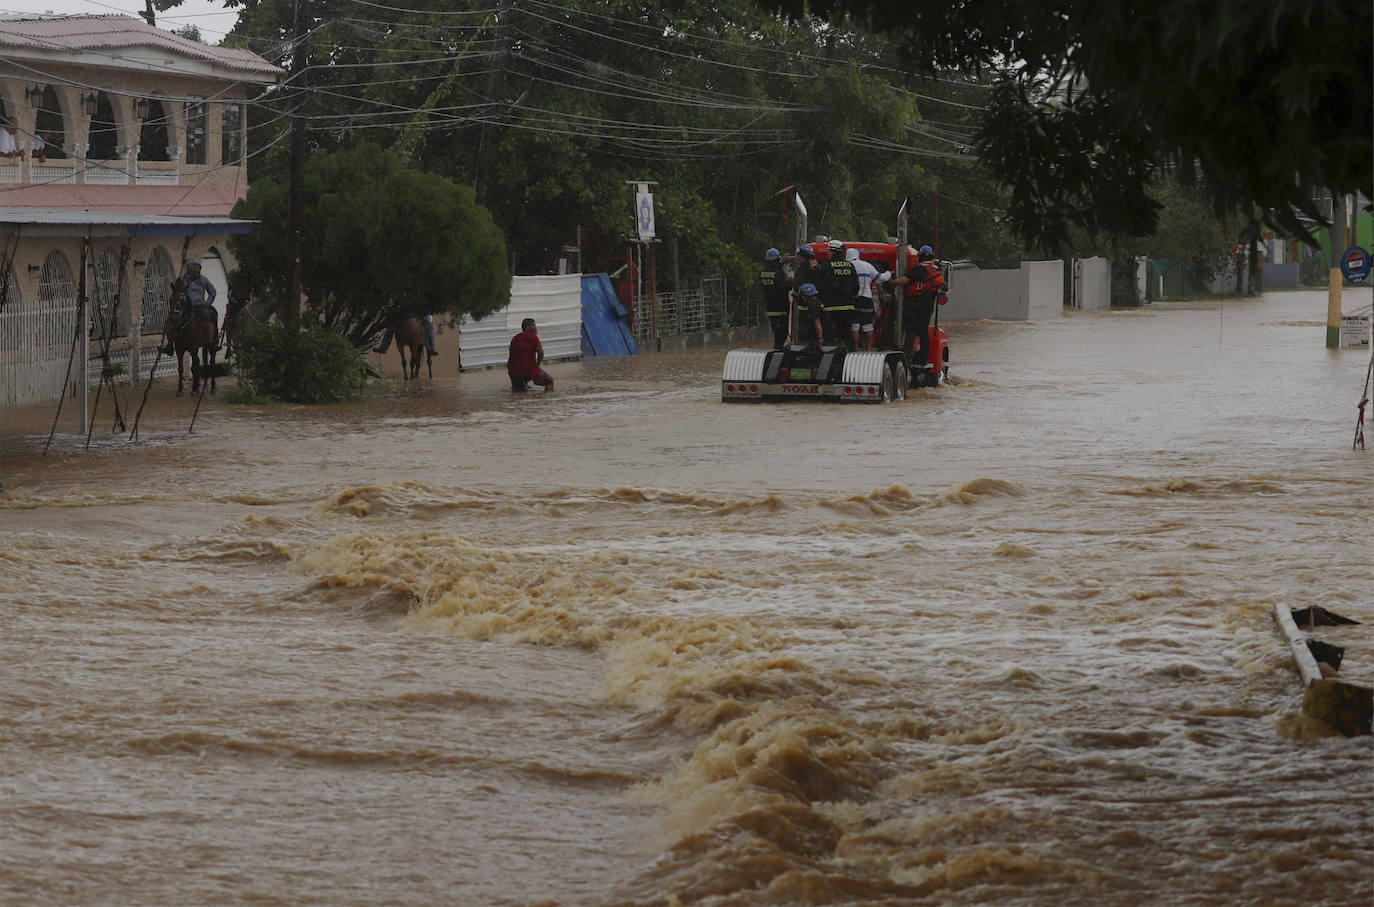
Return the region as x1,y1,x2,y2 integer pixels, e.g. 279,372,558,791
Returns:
160,260,217,355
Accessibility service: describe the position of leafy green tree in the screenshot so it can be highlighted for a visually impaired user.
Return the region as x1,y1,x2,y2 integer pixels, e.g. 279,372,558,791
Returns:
763,0,1372,250
229,144,509,343
1147,185,1238,295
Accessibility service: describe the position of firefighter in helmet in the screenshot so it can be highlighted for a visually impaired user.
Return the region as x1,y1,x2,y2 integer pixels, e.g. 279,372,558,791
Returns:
758,247,792,349
892,244,945,369
819,239,859,348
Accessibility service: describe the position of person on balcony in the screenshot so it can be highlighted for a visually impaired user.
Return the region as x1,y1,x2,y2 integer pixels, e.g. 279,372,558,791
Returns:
0,121,23,160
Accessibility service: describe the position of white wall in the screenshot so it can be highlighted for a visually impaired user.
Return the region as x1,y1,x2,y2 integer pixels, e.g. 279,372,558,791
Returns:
459,273,582,370
1074,257,1112,310
1024,260,1064,320
949,260,1063,320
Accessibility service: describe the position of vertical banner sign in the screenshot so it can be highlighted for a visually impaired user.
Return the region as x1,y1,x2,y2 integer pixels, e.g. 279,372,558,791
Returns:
895,199,909,350
794,192,808,254
635,187,655,242
895,198,909,281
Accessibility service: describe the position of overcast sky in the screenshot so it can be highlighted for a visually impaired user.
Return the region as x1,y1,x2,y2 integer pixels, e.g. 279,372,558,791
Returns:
1,0,242,44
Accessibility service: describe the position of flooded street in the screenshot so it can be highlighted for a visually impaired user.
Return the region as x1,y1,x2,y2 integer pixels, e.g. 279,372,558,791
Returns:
2,289,1371,905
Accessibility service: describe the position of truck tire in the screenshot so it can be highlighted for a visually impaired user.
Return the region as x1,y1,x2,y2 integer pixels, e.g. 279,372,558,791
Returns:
891,360,909,400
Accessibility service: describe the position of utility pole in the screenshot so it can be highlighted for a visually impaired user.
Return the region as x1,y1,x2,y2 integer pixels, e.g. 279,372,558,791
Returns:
285,0,311,329
474,0,510,204
1326,192,1346,348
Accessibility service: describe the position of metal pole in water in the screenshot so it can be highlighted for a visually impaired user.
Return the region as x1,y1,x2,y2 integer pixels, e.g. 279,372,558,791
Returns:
1326,193,1346,348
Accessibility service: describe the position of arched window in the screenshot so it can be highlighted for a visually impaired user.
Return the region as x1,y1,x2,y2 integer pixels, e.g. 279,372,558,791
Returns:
91,248,131,339
33,86,65,159
88,92,118,161
138,99,170,162
140,246,175,333
38,251,77,352
0,270,23,353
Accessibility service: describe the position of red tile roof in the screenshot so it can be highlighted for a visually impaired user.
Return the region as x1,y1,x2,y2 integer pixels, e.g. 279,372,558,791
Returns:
0,14,282,78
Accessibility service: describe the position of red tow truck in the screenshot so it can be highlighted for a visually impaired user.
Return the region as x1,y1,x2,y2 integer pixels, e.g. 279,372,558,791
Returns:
722,238,951,403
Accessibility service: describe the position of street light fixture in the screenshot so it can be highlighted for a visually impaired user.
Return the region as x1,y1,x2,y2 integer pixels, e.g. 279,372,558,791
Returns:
134,97,150,121
82,92,100,117
26,84,45,108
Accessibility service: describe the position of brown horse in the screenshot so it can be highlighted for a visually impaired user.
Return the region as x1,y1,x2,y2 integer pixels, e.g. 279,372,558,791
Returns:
220,294,249,361
393,317,431,380
162,277,219,396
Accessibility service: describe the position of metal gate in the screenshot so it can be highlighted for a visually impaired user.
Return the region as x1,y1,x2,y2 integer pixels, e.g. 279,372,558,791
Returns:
0,250,79,409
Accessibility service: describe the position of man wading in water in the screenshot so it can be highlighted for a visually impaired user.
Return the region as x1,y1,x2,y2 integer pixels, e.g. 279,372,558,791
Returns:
507,318,554,392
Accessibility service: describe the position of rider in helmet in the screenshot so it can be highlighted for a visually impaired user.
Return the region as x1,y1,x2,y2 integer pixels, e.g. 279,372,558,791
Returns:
160,259,218,355
759,247,793,349
848,246,891,351
795,282,825,348
792,243,821,346
892,244,945,369
818,239,858,348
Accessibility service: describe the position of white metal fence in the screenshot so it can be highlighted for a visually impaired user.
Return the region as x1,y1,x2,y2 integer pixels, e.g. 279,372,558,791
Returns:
631,279,730,348
1,253,79,408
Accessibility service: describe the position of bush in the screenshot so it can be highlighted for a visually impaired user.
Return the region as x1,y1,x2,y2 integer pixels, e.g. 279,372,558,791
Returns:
230,322,369,404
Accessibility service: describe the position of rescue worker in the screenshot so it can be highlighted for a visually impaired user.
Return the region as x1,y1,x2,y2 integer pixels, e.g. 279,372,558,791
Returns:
758,247,792,349
818,239,858,348
848,247,891,351
793,244,824,347
892,244,945,370
795,283,824,348
160,259,217,355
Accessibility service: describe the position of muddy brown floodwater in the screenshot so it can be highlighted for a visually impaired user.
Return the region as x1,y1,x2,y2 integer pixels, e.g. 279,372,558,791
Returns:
2,289,1371,906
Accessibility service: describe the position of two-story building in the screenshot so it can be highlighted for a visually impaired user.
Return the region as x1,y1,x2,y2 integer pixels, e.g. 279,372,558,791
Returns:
0,14,281,409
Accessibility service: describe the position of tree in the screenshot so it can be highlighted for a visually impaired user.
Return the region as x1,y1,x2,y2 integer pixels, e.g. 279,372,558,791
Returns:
763,0,1373,251
229,144,509,343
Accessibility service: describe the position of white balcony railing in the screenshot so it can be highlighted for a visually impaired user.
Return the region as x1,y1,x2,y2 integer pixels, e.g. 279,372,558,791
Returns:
135,166,180,185
0,161,21,184
84,160,130,185
30,161,77,184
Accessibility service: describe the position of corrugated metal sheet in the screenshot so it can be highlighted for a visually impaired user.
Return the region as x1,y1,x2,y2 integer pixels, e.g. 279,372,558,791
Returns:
0,15,282,77
580,273,637,357
459,274,582,371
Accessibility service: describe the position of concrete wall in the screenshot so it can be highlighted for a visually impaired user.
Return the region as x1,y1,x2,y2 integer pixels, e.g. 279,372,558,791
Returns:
1263,262,1300,289
1025,260,1064,320
949,260,1063,321
1073,257,1112,310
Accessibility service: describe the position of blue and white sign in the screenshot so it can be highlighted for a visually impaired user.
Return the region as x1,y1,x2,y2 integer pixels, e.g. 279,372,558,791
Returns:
1340,246,1371,283
636,190,655,241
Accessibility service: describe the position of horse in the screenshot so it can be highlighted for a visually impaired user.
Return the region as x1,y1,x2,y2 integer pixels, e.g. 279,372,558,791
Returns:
392,316,431,380
161,277,219,396
220,294,249,361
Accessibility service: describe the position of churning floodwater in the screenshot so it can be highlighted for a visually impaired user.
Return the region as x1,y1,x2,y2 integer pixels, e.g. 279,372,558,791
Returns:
1,289,1371,906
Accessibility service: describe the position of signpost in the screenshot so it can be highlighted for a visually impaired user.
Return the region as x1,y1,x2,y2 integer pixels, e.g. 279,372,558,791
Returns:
627,181,658,342
1340,246,1371,284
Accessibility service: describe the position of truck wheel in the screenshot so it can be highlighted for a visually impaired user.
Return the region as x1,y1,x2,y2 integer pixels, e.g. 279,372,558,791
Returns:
880,366,895,402
891,361,908,400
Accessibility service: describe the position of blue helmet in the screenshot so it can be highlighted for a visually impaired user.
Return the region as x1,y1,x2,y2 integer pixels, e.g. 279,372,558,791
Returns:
918,244,935,260
798,243,814,258
799,283,818,296
765,248,781,261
